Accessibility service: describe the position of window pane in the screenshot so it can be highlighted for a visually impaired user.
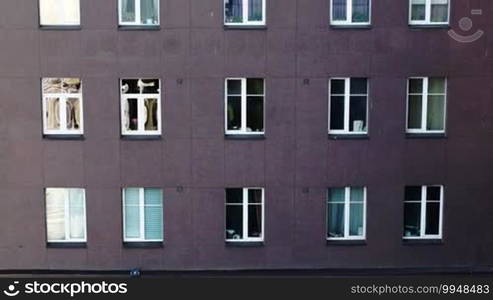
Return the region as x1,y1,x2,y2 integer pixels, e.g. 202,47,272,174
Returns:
426,95,445,131
66,98,81,130
124,188,140,239
425,202,440,235
140,79,160,94
122,79,139,94
332,0,347,21
227,96,242,131
328,203,345,238
428,78,445,94
144,98,158,131
350,187,364,202
408,95,422,129
404,202,421,237
227,80,242,95
141,0,159,25
329,188,345,203
330,96,345,130
426,186,441,201
68,189,85,240
349,203,364,236
144,190,163,241
331,79,345,94
409,78,423,94
39,0,80,25
46,98,60,130
246,96,264,132
62,78,81,94
125,98,139,131
121,0,136,22
226,206,243,239
144,188,162,205
350,78,367,94
125,188,140,205
405,186,422,201
247,79,264,95
43,78,62,93
411,0,426,21
352,0,369,23
248,205,262,237
225,0,243,23
431,0,448,22
248,0,263,21
226,188,243,204
46,189,66,241
248,189,262,204
349,96,367,132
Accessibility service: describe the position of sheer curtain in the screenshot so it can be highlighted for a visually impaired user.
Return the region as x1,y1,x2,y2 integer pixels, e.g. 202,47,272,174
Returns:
46,189,66,241
431,0,449,22
352,0,369,22
225,0,243,23
328,189,345,238
69,189,85,240
248,0,263,21
141,0,159,24
332,0,347,21
349,188,364,236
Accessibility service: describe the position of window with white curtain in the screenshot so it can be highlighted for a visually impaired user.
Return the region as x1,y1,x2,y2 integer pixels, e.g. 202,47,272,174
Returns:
329,78,368,135
42,78,83,136
226,188,264,242
407,77,447,134
120,79,162,136
224,0,266,26
331,0,371,25
123,188,163,242
119,0,160,26
403,185,443,239
327,187,366,240
39,0,80,26
409,0,449,25
225,78,265,135
45,188,86,243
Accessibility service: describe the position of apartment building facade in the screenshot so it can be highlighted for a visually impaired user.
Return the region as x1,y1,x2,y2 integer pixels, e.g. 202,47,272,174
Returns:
0,0,492,273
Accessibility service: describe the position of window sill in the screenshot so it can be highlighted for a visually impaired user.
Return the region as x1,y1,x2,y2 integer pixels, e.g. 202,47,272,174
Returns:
225,241,264,247
47,242,87,249
406,133,447,139
402,239,443,246
224,25,267,30
118,25,161,31
328,134,368,140
408,24,450,29
123,242,163,249
39,25,82,31
225,134,265,140
121,135,162,141
330,24,372,30
326,240,367,246
43,134,84,140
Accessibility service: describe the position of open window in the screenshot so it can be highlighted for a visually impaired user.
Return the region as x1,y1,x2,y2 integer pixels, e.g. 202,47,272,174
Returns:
39,0,80,26
224,0,266,26
120,79,162,136
42,78,83,136
226,188,264,242
329,78,368,135
403,185,443,239
327,187,366,240
407,77,446,134
330,0,371,26
409,0,449,26
119,0,160,26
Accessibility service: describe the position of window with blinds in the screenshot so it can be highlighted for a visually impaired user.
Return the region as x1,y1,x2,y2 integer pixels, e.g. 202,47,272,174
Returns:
123,188,163,242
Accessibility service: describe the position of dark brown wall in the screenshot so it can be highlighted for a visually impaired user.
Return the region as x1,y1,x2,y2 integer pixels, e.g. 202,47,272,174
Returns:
0,0,492,272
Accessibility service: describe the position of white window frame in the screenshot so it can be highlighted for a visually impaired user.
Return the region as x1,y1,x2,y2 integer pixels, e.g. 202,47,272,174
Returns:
42,78,84,136
330,0,372,26
122,188,164,243
328,77,369,135
406,77,447,134
409,0,450,26
120,78,162,136
46,188,87,243
327,187,367,241
403,185,444,240
39,0,81,26
118,0,160,26
224,0,266,26
225,78,265,136
225,188,265,243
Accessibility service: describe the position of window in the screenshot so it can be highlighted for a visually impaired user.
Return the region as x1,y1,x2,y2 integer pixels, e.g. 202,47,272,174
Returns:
407,77,446,134
327,187,366,240
42,78,83,136
225,188,264,242
331,0,371,26
225,78,265,135
123,188,163,242
404,185,443,239
224,0,266,26
119,0,160,26
45,188,86,243
39,0,80,26
329,78,368,135
120,79,162,136
409,0,449,25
